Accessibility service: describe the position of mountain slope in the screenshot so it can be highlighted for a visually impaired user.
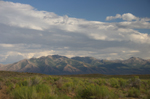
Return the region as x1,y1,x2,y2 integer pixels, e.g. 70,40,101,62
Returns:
0,55,97,75
0,55,150,75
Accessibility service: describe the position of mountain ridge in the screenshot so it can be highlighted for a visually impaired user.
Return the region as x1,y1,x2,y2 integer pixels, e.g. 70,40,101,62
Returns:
0,55,150,75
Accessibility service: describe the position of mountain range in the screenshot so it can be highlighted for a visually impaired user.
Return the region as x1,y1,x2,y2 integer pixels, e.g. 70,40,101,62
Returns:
0,55,150,75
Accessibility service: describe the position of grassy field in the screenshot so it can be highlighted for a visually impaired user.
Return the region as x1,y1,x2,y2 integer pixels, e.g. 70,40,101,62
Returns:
0,71,150,99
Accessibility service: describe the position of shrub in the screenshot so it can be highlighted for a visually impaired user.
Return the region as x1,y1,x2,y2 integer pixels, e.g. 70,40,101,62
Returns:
35,84,58,99
31,76,42,86
37,94,58,99
127,87,140,98
27,76,42,86
35,84,51,93
62,81,74,93
95,78,106,86
147,94,150,99
0,82,2,90
57,94,71,99
11,86,37,99
18,80,28,86
118,78,127,88
11,84,58,99
6,83,16,93
53,77,60,82
128,76,141,89
147,80,150,89
5,81,13,87
0,77,3,82
75,84,118,99
72,78,79,84
55,77,63,89
109,78,120,88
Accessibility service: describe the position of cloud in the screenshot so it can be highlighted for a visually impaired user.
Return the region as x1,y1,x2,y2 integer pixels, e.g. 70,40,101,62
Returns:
122,13,138,21
0,1,150,64
0,50,55,64
0,44,14,48
106,13,148,21
106,14,122,21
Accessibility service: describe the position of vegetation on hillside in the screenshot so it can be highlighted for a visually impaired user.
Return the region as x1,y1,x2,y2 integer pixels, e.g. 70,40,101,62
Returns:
0,71,150,99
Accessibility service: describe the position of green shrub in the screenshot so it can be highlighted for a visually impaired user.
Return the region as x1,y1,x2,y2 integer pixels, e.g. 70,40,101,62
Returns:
31,76,42,86
127,87,140,98
11,84,58,99
96,78,106,86
35,84,51,93
72,78,79,84
58,94,71,99
62,81,74,93
5,81,13,87
75,84,118,99
147,80,150,89
18,80,28,86
0,77,3,82
0,82,2,90
55,77,63,89
27,76,42,86
109,78,120,88
6,83,16,93
37,94,58,99
11,86,37,99
118,78,127,88
53,77,60,81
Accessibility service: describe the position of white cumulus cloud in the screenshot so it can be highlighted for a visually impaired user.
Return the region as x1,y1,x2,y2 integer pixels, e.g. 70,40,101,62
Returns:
106,14,122,21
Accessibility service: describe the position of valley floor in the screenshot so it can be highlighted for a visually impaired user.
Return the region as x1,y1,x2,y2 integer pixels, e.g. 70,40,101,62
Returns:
0,71,150,99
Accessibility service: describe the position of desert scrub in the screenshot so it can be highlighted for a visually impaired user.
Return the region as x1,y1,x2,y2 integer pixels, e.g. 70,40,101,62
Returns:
5,80,15,93
53,76,61,81
109,78,120,88
43,76,55,83
18,79,28,86
35,84,51,93
11,84,58,99
95,78,106,86
58,94,71,99
62,81,74,93
0,77,3,82
0,82,2,90
147,80,150,89
140,81,149,94
35,84,58,99
5,80,13,86
127,87,140,98
55,77,63,89
75,84,118,99
147,90,150,99
128,76,141,89
11,86,37,99
17,76,42,87
118,78,127,88
6,83,16,93
31,76,42,86
28,76,42,86
63,77,72,82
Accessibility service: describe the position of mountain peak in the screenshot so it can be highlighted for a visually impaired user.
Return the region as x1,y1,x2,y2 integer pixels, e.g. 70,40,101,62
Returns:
52,55,68,59
129,57,143,61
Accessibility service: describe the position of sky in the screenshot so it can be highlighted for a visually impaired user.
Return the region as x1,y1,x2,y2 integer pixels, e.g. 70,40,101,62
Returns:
0,0,150,64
